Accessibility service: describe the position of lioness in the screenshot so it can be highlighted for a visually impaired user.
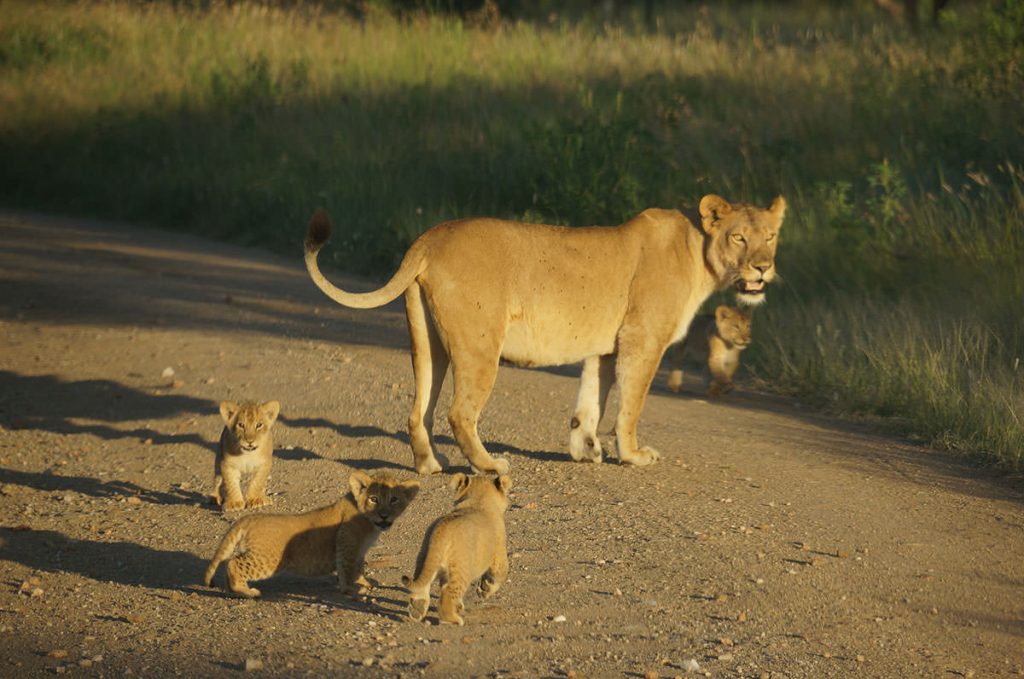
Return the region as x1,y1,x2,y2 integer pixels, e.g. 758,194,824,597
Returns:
204,470,419,598
304,194,785,473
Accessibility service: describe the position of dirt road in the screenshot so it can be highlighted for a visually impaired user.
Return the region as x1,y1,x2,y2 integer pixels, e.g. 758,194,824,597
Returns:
1,211,1021,678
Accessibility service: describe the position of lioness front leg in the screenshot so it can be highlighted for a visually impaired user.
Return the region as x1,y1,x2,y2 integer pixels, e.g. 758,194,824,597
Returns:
613,342,663,466
569,354,615,463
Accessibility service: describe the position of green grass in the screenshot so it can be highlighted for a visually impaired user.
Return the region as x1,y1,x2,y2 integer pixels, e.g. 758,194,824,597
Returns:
1,0,1021,468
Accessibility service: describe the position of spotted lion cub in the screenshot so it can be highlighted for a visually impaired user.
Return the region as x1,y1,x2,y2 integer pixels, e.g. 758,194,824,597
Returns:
210,400,280,511
204,470,420,598
403,473,511,625
667,305,752,398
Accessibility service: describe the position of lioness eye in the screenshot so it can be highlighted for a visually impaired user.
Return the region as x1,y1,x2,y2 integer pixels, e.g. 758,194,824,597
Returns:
766,233,776,242
731,234,745,244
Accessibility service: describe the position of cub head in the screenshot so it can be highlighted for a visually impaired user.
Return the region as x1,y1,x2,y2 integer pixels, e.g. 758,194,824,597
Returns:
349,470,420,530
219,400,280,451
699,194,786,306
714,305,753,348
450,473,512,513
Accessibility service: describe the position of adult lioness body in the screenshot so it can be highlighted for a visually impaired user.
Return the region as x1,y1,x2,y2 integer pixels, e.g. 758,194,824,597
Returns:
304,195,785,474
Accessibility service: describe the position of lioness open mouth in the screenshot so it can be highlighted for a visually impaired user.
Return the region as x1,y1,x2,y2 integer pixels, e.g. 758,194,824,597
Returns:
735,279,765,295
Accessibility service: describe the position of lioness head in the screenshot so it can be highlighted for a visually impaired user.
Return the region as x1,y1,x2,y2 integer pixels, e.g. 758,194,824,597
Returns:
219,400,280,452
714,305,753,348
350,470,420,530
450,473,512,513
699,194,786,306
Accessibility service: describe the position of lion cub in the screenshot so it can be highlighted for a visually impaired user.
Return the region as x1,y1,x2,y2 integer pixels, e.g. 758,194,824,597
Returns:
403,473,511,625
667,305,752,398
210,400,280,511
204,470,420,598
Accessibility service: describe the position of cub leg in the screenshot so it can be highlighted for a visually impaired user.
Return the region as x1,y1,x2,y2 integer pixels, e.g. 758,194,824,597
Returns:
335,534,369,596
226,558,263,598
209,470,224,505
244,461,272,508
220,466,245,510
666,342,686,393
438,570,469,625
707,350,738,398
478,547,509,599
446,344,510,475
569,354,615,463
613,332,665,466
405,283,449,475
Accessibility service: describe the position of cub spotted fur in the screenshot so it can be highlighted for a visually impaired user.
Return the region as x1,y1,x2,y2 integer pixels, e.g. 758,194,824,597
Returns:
667,305,752,397
211,400,280,511
402,473,511,625
305,194,785,473
203,470,419,598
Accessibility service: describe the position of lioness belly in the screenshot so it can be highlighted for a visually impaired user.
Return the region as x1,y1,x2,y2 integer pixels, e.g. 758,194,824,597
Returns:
501,317,617,368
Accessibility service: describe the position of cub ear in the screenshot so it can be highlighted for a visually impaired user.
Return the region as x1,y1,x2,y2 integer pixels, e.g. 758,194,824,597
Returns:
349,470,372,497
261,400,281,424
714,305,733,323
699,194,732,232
400,479,421,501
219,401,240,426
449,473,471,495
769,195,787,224
495,475,512,495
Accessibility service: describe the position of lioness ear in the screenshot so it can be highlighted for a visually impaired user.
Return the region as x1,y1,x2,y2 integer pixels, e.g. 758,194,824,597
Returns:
219,401,239,426
715,305,732,324
495,475,512,495
449,473,471,495
261,400,281,424
699,194,732,232
349,470,372,497
401,480,421,501
769,195,787,224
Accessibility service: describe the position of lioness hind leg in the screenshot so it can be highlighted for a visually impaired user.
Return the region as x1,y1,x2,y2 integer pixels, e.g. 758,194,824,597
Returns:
445,343,510,475
405,283,449,475
569,354,615,463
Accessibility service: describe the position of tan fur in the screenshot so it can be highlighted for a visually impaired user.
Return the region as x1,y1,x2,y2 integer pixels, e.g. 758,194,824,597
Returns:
667,305,753,397
210,400,280,510
402,473,511,625
203,470,419,598
304,194,785,472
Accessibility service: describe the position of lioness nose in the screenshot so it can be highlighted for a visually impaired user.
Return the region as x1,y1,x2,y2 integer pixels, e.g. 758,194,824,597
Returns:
753,262,771,274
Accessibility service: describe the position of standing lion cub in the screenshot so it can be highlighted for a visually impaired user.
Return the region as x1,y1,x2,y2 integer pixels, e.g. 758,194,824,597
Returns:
403,473,511,625
204,470,420,598
211,400,280,511
667,305,752,397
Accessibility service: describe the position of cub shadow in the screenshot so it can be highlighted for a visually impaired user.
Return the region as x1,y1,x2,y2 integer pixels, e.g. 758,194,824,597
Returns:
0,370,214,448
0,467,207,506
0,527,205,589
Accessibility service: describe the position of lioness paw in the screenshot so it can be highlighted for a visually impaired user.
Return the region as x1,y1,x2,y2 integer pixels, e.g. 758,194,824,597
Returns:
487,456,511,476
620,446,661,467
569,430,603,463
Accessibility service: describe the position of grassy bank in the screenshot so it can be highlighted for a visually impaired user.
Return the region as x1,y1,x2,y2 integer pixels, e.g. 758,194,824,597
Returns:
1,1,1021,468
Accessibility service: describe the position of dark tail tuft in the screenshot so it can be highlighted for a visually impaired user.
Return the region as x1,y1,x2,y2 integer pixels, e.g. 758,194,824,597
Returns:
305,208,332,252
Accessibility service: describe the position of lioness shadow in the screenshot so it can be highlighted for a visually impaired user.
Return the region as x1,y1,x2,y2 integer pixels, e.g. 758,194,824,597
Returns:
0,527,205,589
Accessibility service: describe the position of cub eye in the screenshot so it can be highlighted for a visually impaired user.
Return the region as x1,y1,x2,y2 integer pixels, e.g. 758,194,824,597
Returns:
731,234,745,244
390,496,400,505
255,422,264,430
368,496,378,504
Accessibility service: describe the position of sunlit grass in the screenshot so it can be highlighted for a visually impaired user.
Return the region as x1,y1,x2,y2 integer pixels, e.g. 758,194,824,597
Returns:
1,0,1021,468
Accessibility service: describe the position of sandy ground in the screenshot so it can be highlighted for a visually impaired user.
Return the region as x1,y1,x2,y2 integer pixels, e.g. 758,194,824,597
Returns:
0,210,1022,679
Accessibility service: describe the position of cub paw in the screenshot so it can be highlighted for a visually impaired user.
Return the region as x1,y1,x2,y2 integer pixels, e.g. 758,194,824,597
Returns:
477,575,498,599
223,499,245,511
408,597,429,622
232,587,261,598
667,369,683,393
439,612,465,626
245,496,272,508
208,494,223,506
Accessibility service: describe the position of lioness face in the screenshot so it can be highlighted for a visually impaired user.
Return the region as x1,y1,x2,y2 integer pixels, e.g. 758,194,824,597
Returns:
350,471,420,530
700,195,786,306
220,400,280,452
714,305,753,348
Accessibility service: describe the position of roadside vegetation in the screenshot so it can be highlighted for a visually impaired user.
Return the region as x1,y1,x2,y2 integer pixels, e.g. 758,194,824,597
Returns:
1,0,1021,467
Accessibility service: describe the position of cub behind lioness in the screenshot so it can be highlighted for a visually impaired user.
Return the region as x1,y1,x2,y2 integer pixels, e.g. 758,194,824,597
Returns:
667,305,752,398
403,473,511,625
204,470,419,598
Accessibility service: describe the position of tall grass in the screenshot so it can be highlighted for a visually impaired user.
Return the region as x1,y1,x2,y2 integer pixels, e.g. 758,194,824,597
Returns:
0,1,1021,468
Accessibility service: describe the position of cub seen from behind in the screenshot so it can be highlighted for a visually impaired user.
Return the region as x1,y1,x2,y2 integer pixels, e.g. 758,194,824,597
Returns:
211,400,280,511
403,473,511,625
204,470,420,598
667,305,752,398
